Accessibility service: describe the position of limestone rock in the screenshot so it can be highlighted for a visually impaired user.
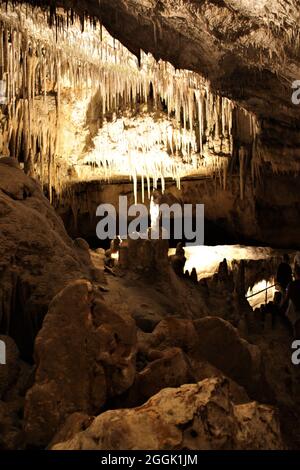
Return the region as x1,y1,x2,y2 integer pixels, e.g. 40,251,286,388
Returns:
73,238,90,251
142,318,200,354
193,316,272,401
49,412,94,449
0,335,19,399
234,402,283,450
0,157,20,168
138,316,271,402
52,377,283,450
24,279,136,447
132,308,162,333
0,164,94,360
126,347,194,406
0,336,32,450
0,400,24,450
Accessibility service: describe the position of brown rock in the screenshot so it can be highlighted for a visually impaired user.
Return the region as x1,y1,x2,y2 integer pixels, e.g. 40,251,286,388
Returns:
132,308,162,333
0,164,93,360
0,400,24,450
193,316,271,401
48,412,94,448
126,347,194,406
144,318,199,354
0,157,20,168
24,279,136,447
0,335,20,399
138,316,271,403
52,377,283,450
73,238,90,251
234,402,284,450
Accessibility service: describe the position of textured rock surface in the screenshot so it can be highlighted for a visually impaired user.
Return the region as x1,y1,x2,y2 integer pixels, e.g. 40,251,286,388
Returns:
49,412,94,449
0,335,20,398
52,377,284,450
0,400,24,450
57,171,300,250
234,401,283,450
25,0,300,156
137,316,271,402
193,316,271,401
24,279,136,447
0,335,33,449
0,162,94,360
126,347,194,406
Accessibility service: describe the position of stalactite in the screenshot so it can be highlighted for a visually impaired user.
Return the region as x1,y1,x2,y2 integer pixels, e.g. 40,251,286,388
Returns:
239,146,246,200
0,1,259,201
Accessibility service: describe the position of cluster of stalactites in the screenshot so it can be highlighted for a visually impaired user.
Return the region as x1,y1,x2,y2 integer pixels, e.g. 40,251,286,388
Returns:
0,1,257,200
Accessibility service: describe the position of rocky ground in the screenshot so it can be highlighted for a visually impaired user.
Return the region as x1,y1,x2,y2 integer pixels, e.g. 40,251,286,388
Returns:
0,159,299,450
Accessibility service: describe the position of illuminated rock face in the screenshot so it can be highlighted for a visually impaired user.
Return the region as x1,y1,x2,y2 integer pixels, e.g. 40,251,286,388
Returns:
16,1,299,122
44,0,300,179
55,171,300,248
0,160,93,359
24,279,137,447
0,1,259,201
1,0,300,243
51,377,284,450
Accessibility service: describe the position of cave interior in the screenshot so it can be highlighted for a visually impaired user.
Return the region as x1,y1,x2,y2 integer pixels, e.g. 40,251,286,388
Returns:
0,0,300,452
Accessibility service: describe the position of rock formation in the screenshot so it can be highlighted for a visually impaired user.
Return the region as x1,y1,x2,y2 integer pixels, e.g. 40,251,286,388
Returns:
0,335,33,449
24,279,136,447
0,160,94,360
51,377,284,450
15,0,300,159
1,1,300,245
0,161,296,449
1,0,300,454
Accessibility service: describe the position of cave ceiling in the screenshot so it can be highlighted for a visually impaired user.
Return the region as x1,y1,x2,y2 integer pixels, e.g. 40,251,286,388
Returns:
15,0,300,131
2,0,300,186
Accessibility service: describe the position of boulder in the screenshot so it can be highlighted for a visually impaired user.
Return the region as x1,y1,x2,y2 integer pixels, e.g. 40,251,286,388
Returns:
0,400,24,450
132,308,162,333
0,157,20,168
234,401,283,450
193,316,272,401
52,377,283,450
0,164,94,360
141,318,199,354
137,316,272,402
125,347,194,406
0,335,19,398
24,279,136,447
48,412,94,449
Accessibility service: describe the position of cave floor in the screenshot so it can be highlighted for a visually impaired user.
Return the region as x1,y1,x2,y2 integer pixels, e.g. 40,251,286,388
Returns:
89,247,300,449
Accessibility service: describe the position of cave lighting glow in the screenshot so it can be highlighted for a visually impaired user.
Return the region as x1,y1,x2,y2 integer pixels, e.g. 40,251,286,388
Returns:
169,245,277,280
0,1,258,199
80,112,228,203
246,280,276,309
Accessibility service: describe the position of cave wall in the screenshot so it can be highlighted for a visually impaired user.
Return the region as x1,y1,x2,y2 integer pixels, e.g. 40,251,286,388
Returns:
55,170,300,249
8,0,300,173
1,0,300,248
18,1,300,123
